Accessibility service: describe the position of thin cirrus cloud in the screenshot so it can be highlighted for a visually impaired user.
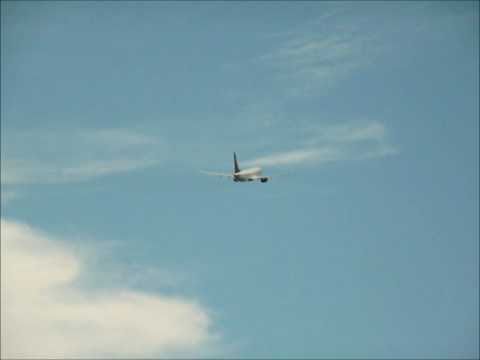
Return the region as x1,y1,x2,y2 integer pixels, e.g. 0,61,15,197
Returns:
1,218,220,358
243,121,398,168
257,9,381,93
257,2,457,95
243,148,342,168
1,128,164,185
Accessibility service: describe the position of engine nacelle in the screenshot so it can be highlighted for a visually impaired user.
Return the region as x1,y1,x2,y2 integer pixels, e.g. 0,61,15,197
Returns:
261,178,268,183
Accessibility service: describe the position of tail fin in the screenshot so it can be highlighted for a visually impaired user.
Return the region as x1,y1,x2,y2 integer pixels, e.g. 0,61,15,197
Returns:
233,152,241,173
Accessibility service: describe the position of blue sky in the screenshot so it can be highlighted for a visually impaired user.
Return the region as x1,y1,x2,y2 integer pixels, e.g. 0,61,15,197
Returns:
1,1,478,358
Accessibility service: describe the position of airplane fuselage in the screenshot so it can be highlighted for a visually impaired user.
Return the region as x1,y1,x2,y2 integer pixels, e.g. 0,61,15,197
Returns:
203,152,269,183
233,167,262,182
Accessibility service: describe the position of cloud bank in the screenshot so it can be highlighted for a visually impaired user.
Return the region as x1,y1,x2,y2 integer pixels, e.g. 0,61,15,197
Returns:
243,121,397,168
1,218,219,358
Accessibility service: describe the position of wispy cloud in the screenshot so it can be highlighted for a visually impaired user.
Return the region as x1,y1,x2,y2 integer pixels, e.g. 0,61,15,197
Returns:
243,148,341,168
307,122,387,143
1,128,164,185
1,218,220,358
276,34,377,88
243,121,398,168
257,7,381,94
256,2,470,96
61,158,160,181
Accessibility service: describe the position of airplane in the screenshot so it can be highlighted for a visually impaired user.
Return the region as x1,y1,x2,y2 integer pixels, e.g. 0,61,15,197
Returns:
202,152,270,183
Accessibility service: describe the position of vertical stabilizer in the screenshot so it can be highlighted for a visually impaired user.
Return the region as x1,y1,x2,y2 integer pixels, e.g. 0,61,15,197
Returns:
233,152,241,173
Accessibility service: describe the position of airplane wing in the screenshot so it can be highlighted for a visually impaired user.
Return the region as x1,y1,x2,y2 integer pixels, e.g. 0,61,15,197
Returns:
201,171,233,178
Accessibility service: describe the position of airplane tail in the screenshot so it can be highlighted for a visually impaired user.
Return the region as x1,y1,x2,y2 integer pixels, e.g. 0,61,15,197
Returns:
233,152,241,173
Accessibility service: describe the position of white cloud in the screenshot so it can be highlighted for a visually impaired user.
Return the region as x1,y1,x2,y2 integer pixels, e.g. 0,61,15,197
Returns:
1,128,164,185
243,148,341,168
61,158,160,181
311,122,387,143
244,122,398,168
1,218,219,358
257,10,381,94
257,2,469,96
